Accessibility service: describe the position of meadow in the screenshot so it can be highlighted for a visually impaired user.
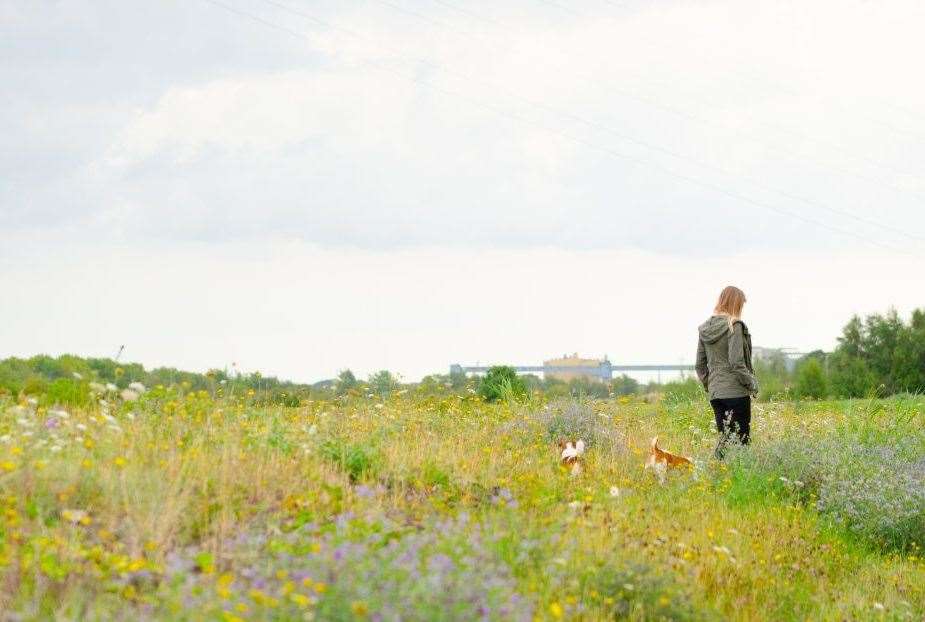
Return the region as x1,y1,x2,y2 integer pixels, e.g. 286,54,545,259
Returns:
1,385,923,621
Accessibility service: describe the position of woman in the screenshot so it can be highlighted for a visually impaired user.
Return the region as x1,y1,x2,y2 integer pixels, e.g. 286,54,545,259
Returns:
695,286,759,459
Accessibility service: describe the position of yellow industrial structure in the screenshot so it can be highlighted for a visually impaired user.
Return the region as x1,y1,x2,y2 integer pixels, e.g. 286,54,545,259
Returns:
543,353,607,383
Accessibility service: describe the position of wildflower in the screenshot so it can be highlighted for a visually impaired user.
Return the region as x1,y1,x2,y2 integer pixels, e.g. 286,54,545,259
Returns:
873,603,885,611
62,509,92,526
350,601,368,616
549,602,564,618
609,486,621,497
113,456,128,468
0,461,15,472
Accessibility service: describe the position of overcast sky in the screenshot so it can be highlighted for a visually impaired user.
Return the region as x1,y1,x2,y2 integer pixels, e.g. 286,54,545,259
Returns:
2,0,923,382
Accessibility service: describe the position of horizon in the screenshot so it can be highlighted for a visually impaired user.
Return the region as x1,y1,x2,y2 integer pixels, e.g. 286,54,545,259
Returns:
3,1,923,384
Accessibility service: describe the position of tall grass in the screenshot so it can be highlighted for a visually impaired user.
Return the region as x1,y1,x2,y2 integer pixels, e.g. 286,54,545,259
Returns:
0,390,923,620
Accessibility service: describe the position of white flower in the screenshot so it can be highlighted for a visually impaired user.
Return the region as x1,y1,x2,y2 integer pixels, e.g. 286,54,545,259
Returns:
713,545,732,555
120,389,140,402
72,372,83,380
26,397,38,407
873,603,885,611
102,414,117,423
50,445,62,452
16,418,33,427
307,425,318,436
76,423,87,431
105,383,118,392
128,382,146,393
609,486,621,497
374,403,384,409
567,500,582,509
48,409,70,419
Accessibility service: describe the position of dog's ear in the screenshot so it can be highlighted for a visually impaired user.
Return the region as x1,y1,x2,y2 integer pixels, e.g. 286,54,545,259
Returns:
650,436,659,450
575,439,585,455
557,438,566,449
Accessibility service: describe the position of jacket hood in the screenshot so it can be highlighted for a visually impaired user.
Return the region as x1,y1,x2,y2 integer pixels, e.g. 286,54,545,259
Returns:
699,315,732,344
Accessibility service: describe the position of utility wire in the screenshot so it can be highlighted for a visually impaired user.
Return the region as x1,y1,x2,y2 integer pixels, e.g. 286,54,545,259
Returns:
266,0,923,243
201,0,914,253
434,0,925,185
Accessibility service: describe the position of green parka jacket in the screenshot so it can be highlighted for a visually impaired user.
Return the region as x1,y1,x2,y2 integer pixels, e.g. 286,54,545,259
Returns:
695,315,759,400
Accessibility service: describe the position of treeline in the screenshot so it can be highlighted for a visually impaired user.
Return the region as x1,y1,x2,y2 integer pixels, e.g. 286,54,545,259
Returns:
2,308,921,407
0,354,312,407
758,308,925,399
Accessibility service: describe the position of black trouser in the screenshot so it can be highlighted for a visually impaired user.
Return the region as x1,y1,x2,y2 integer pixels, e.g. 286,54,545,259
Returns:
710,396,751,459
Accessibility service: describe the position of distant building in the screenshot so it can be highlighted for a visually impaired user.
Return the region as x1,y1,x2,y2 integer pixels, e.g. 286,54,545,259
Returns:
543,353,608,383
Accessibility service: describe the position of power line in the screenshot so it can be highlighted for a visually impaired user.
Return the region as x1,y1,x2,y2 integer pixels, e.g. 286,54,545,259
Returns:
435,0,925,187
270,0,923,243
200,0,915,252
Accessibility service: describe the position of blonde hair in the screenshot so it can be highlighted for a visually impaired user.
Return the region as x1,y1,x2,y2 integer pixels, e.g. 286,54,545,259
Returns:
714,286,746,332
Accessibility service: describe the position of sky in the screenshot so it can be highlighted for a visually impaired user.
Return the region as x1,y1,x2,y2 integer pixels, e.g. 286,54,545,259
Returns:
1,0,924,383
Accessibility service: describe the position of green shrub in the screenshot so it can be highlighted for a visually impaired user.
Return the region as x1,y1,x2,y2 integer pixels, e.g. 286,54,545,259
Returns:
21,376,48,396
794,358,828,400
477,366,527,403
661,377,703,405
43,378,90,407
320,439,379,482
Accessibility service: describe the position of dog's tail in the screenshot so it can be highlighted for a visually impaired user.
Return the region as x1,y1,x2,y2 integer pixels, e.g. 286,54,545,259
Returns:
650,436,659,451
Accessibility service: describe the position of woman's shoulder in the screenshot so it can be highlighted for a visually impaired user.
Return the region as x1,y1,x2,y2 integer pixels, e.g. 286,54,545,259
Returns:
732,319,750,334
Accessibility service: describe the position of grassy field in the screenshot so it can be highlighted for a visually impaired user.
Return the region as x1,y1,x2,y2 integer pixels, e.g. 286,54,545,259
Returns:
0,387,923,621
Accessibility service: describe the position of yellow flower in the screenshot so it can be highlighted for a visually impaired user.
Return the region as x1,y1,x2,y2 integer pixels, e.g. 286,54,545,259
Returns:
113,456,127,468
351,601,368,616
81,459,93,469
0,461,15,472
313,582,327,594
549,602,564,618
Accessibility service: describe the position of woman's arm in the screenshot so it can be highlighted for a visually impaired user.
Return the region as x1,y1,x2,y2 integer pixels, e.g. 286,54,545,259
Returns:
695,337,709,390
729,323,759,394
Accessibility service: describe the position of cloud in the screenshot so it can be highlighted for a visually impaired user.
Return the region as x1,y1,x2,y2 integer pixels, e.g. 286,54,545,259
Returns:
2,0,924,254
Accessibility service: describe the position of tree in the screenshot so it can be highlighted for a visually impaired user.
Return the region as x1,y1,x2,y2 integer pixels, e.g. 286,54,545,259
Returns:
368,370,399,397
477,366,527,403
610,374,639,396
892,309,925,393
828,350,878,398
335,369,359,395
827,308,925,397
794,358,828,400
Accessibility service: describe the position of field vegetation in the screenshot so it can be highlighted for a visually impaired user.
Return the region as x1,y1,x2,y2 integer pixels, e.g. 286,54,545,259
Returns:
1,377,923,620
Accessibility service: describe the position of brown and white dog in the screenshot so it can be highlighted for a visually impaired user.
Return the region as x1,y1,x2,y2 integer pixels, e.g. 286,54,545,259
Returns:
644,436,693,482
558,439,586,475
